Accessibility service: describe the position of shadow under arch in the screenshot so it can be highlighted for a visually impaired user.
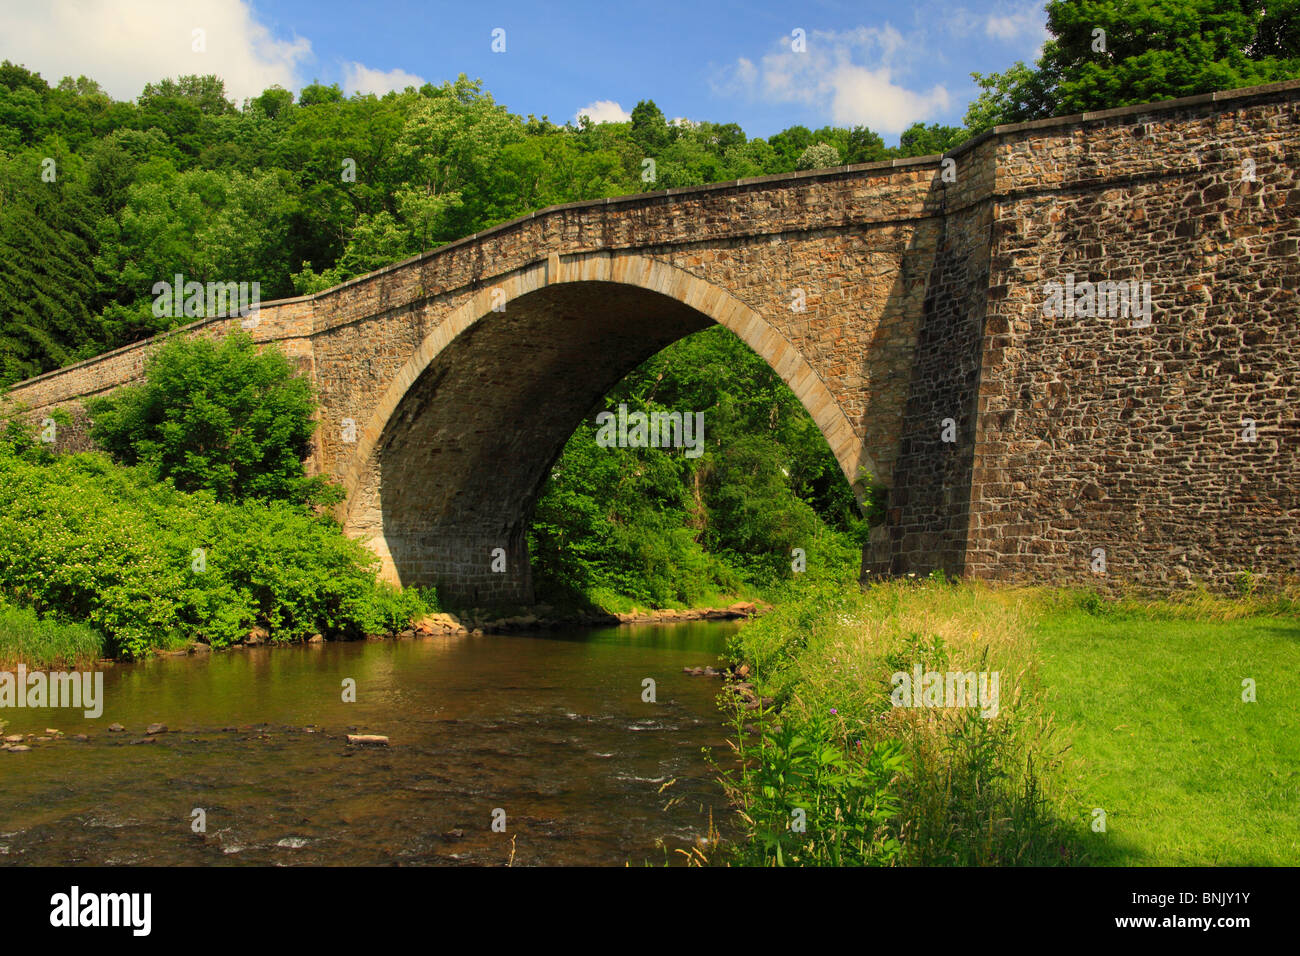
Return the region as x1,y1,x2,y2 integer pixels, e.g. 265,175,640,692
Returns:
339,252,871,605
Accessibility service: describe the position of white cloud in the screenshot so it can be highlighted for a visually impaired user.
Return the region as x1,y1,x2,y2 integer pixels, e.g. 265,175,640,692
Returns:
342,62,426,96
984,3,1049,43
573,99,632,125
0,0,311,103
713,26,950,135
823,65,951,131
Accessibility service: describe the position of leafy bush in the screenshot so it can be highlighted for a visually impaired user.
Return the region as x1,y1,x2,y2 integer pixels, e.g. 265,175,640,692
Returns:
795,142,842,170
0,448,434,659
87,331,337,505
716,709,906,866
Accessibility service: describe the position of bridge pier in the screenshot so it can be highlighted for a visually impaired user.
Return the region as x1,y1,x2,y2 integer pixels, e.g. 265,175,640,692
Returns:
377,529,534,608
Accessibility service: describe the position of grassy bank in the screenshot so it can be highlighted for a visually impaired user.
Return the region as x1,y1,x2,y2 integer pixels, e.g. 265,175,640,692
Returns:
716,576,1300,866
1034,590,1300,865
0,604,105,669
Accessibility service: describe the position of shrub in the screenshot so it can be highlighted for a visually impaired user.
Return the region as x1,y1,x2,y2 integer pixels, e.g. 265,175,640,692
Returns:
795,142,842,170
716,708,906,866
87,331,337,505
0,449,433,659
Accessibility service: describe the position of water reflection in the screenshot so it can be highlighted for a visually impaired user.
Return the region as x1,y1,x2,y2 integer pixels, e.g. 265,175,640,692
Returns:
0,622,739,866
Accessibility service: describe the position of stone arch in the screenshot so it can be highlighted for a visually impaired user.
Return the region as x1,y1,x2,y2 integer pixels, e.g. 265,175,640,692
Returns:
338,252,870,602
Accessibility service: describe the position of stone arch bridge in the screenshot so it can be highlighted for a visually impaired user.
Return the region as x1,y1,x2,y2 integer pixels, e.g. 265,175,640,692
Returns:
8,81,1299,604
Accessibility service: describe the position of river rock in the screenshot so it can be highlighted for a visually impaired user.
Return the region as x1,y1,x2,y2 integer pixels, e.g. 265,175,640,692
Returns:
347,734,389,746
190,642,211,654
108,723,125,732
129,737,157,745
735,663,752,678
245,627,269,646
3,734,23,743
7,745,30,752
308,634,325,644
415,613,464,635
146,723,167,735
74,734,89,742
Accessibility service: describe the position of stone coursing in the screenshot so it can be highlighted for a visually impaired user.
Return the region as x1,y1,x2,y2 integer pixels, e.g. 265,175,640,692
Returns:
966,86,1300,590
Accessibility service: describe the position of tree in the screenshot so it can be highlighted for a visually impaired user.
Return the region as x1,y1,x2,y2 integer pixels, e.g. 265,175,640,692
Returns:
251,86,294,120
0,148,101,385
965,0,1300,133
630,99,671,152
963,62,1042,135
138,75,235,116
796,142,841,170
93,166,296,340
767,125,816,168
897,122,967,157
87,332,333,505
298,82,344,107
1250,0,1300,57
844,126,889,163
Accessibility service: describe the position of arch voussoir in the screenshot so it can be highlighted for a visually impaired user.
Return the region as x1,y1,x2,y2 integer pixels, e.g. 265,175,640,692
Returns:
337,254,872,563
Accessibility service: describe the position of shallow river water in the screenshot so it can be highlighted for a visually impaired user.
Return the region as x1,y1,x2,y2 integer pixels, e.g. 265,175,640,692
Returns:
0,621,739,866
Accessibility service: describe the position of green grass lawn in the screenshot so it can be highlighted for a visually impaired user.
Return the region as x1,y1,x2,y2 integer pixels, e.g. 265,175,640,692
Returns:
1035,603,1300,865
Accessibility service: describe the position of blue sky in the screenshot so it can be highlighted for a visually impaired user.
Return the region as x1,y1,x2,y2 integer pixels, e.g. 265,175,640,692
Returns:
0,0,1049,142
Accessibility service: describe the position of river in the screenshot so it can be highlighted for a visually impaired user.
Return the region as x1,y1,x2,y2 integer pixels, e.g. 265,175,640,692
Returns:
0,621,739,866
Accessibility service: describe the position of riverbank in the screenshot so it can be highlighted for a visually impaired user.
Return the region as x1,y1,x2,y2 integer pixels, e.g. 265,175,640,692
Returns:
0,605,104,670
0,599,771,669
182,600,767,649
451,601,767,634
710,578,1300,866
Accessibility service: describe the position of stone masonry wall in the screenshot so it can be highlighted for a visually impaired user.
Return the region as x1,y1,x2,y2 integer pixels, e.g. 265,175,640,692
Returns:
966,83,1300,590
866,136,997,579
